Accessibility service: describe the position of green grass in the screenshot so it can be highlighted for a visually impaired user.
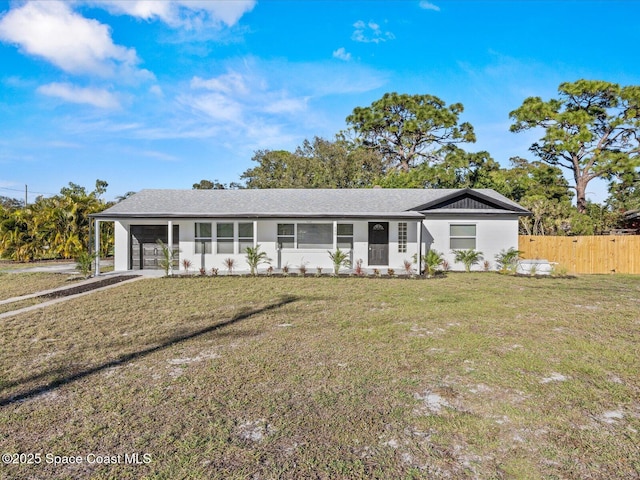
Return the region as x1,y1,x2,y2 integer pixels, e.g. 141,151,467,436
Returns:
0,274,638,479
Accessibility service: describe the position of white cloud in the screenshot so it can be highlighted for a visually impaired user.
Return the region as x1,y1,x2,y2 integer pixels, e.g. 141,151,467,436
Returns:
332,47,352,61
419,1,441,11
149,85,164,97
90,0,256,29
191,72,250,95
186,68,309,122
0,1,152,79
351,20,395,44
37,82,121,109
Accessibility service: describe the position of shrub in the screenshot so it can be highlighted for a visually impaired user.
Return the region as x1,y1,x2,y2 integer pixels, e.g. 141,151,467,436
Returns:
224,258,235,275
75,250,96,278
354,259,365,276
328,248,351,275
210,267,219,276
495,247,522,274
157,240,178,277
551,263,569,277
387,268,395,277
245,244,271,276
413,250,444,277
403,260,414,277
298,263,308,277
452,249,484,273
182,258,192,273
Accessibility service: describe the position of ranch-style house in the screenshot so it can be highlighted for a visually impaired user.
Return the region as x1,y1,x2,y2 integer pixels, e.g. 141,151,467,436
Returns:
91,188,531,274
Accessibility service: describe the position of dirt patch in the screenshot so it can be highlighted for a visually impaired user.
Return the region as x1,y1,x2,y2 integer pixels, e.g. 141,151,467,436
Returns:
39,275,140,299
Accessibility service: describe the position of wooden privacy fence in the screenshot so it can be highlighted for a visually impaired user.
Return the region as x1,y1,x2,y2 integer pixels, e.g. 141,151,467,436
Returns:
518,235,640,274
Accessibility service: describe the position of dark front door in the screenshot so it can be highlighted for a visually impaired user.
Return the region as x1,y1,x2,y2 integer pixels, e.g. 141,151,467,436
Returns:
368,222,389,266
130,225,179,270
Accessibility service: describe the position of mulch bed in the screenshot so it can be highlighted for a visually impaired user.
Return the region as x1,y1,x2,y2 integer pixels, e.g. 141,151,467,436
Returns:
39,275,140,299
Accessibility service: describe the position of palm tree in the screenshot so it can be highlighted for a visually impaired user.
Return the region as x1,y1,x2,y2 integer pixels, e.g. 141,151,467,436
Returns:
452,249,484,273
245,244,271,275
328,248,351,275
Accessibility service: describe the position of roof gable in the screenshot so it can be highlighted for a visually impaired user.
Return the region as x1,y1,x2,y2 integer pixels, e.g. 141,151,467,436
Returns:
412,188,530,214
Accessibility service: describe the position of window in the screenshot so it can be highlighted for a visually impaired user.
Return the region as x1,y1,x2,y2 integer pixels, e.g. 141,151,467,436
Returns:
398,222,407,253
195,222,212,254
450,224,476,249
238,222,254,253
217,223,234,254
337,223,353,250
277,224,294,249
298,223,332,249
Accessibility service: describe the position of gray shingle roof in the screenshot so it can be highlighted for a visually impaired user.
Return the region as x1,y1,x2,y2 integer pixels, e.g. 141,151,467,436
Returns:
93,188,529,219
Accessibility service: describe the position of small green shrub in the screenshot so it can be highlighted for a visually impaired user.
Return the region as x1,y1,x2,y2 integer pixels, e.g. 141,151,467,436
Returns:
415,249,444,277
328,248,351,275
245,244,271,276
75,250,96,278
452,249,484,273
495,248,523,274
157,240,178,277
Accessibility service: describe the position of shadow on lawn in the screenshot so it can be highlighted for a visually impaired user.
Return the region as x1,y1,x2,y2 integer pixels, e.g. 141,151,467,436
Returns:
0,295,298,407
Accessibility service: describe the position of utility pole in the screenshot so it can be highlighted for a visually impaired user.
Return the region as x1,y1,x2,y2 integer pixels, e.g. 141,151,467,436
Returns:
25,184,28,207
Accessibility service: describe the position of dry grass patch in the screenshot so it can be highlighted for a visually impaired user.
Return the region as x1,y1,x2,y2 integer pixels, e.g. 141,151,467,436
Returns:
0,272,81,301
0,274,638,479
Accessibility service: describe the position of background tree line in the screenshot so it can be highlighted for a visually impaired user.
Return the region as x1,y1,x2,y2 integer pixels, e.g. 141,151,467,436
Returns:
2,79,639,262
199,79,640,236
0,180,113,262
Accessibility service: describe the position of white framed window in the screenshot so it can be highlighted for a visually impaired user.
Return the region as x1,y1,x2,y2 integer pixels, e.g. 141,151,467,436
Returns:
217,223,234,254
277,223,348,250
195,222,212,254
297,223,332,249
277,224,295,249
398,222,407,253
238,222,254,253
450,224,476,249
337,224,354,250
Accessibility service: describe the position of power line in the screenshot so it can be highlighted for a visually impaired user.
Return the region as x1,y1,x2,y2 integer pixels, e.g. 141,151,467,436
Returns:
0,186,55,196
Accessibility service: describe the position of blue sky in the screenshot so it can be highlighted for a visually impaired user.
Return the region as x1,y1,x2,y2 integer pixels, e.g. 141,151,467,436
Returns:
1,0,639,202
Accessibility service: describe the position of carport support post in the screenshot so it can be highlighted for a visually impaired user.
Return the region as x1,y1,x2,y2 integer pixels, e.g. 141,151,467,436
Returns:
167,220,173,276
94,219,100,276
417,220,423,276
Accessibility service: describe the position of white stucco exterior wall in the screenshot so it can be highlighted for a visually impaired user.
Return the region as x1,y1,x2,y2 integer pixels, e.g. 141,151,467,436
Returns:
110,215,520,274
423,214,520,271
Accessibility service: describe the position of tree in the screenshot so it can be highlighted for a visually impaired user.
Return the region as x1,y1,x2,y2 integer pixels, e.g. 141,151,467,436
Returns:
496,157,573,204
115,191,137,202
345,92,476,172
0,179,112,261
0,195,23,210
245,244,271,275
240,137,385,189
193,179,227,190
510,79,640,213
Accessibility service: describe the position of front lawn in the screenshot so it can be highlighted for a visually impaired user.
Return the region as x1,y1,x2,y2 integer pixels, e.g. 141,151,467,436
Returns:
0,272,81,301
0,274,638,479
